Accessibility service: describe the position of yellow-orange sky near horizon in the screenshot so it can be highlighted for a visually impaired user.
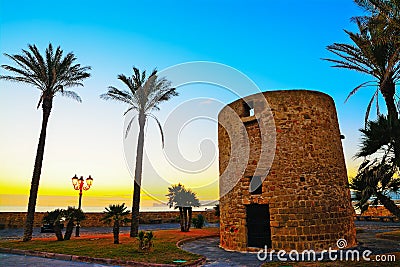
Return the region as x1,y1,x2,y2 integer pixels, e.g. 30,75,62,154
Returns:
0,165,358,212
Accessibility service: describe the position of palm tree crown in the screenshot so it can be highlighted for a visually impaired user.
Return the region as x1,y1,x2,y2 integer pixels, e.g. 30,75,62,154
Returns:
324,17,400,122
102,203,131,222
1,44,91,106
355,0,400,31
100,67,177,139
167,183,200,209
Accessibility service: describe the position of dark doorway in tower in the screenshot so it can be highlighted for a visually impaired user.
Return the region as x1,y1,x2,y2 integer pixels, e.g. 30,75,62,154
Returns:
246,204,271,248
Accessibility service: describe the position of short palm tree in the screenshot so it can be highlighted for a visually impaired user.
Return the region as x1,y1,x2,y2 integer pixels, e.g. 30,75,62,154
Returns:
63,207,85,241
42,209,64,241
350,115,400,218
0,44,91,241
324,16,400,123
102,203,130,244
100,67,177,237
167,183,200,232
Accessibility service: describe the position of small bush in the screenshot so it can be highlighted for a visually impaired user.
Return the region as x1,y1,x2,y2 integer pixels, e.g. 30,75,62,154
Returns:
192,214,205,229
137,230,154,250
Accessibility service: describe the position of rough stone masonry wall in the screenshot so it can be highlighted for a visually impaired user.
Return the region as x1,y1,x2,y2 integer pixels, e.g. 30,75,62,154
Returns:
0,211,218,229
218,90,356,252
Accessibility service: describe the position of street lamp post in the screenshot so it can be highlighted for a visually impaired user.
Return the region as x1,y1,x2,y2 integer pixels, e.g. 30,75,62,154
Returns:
71,174,93,237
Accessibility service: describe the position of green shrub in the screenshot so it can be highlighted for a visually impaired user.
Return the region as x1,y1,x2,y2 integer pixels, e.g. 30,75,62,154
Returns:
192,214,205,229
137,230,154,250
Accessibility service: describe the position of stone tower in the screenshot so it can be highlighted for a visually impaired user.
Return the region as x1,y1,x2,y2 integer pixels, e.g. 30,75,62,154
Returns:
218,90,356,252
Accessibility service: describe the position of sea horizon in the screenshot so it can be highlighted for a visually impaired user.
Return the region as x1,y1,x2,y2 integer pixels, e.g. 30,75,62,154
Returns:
2,191,399,213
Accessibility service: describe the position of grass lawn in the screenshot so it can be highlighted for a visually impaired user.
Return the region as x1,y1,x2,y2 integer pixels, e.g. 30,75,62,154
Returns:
0,227,219,265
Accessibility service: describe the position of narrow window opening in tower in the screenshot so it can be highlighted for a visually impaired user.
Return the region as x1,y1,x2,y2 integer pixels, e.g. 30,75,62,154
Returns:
249,108,254,117
242,100,254,117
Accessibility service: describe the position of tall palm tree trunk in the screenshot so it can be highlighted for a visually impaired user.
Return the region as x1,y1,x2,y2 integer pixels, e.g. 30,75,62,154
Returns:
182,207,186,231
381,79,398,119
183,207,190,232
376,191,400,219
130,111,146,237
23,97,52,241
178,207,184,232
187,207,193,232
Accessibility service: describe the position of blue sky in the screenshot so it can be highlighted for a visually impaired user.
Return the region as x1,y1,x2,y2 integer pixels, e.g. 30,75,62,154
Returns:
0,0,379,211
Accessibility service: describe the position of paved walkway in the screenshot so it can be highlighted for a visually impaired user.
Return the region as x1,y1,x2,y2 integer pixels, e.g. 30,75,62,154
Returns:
182,237,262,267
0,253,111,266
180,221,400,267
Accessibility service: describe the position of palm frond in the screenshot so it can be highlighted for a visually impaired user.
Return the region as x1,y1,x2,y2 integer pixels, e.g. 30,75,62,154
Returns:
376,88,380,116
148,114,165,148
123,106,137,116
117,74,134,92
125,115,137,139
325,9,400,120
364,89,379,125
36,94,44,109
100,86,135,106
345,81,376,103
61,90,82,102
356,115,397,158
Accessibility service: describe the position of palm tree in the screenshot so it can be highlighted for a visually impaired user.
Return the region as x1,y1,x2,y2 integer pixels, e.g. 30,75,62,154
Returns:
100,67,177,237
350,115,400,218
42,209,65,241
167,183,200,232
102,203,130,244
0,44,91,241
324,16,400,123
63,207,85,241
